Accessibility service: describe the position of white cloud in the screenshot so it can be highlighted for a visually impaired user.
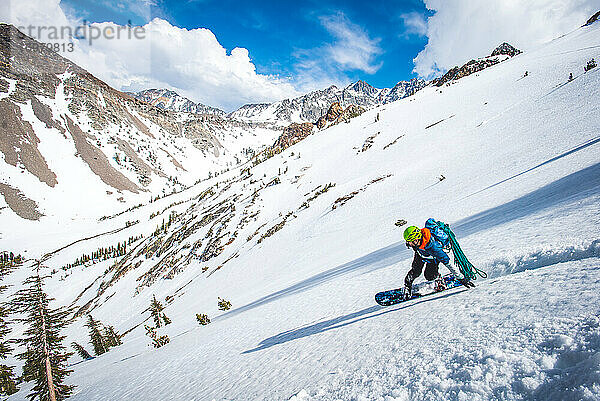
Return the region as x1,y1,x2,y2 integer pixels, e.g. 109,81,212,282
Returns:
414,0,600,77
0,0,299,111
318,13,383,74
71,18,300,111
399,11,427,37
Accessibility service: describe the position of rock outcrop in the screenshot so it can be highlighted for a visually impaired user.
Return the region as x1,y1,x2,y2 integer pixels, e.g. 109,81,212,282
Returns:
272,122,314,152
316,102,366,129
584,10,600,26
435,43,521,87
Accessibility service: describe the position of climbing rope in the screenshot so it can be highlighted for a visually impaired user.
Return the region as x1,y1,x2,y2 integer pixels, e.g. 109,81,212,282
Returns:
436,221,487,280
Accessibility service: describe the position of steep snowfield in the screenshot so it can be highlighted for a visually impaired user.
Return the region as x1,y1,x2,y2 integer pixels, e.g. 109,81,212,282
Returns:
4,22,600,401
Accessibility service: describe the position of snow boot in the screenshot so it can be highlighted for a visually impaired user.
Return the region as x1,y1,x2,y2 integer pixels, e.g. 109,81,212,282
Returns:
433,275,446,292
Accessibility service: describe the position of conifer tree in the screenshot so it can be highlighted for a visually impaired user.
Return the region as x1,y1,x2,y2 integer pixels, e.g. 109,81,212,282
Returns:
0,261,17,395
85,315,108,356
149,295,170,328
70,342,92,360
196,313,210,325
12,270,74,401
144,325,169,348
0,364,18,395
217,297,232,311
103,326,122,347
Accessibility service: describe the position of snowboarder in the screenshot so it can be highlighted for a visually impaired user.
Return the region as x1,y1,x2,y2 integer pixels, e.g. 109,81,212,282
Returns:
401,224,474,298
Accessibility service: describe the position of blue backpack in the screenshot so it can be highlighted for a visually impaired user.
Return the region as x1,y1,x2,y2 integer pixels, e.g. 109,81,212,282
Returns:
424,218,450,248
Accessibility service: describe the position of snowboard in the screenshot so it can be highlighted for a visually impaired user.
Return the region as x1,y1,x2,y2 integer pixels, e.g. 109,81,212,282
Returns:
375,274,465,306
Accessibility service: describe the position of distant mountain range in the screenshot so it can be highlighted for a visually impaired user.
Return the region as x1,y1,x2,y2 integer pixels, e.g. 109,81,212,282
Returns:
130,78,427,125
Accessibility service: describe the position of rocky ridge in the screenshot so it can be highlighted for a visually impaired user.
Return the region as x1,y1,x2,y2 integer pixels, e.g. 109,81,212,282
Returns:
434,43,522,87
129,88,226,117
224,78,425,124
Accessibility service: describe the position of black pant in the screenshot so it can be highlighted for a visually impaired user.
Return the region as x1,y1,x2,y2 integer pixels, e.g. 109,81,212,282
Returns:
404,252,439,288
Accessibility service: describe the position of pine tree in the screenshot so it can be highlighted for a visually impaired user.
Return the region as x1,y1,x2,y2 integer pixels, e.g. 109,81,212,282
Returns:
144,325,170,348
217,297,232,311
103,326,122,347
0,364,17,395
85,315,108,356
196,313,210,325
70,342,92,360
0,264,17,395
11,270,74,401
149,295,170,328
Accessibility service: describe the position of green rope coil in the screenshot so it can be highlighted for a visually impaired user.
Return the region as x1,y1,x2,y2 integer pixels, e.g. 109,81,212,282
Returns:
437,221,487,280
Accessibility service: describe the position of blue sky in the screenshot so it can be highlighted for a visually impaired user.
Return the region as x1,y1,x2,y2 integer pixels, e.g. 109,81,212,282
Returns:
61,0,432,89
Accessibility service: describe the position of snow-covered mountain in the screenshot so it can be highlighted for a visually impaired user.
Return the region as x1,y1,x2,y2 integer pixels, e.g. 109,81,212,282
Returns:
2,14,600,401
228,78,427,124
132,79,426,126
0,24,281,224
129,88,226,117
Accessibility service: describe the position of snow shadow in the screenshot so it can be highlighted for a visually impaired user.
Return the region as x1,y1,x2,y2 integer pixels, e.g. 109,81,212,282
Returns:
242,289,466,354
219,241,408,320
465,135,600,199
222,162,600,321
454,161,600,237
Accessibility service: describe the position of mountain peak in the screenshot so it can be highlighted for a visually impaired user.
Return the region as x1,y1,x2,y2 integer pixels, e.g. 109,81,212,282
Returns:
347,80,376,94
131,88,225,116
491,42,522,57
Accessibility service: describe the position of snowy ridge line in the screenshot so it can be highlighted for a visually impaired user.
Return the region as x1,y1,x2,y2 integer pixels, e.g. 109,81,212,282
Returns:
484,239,600,279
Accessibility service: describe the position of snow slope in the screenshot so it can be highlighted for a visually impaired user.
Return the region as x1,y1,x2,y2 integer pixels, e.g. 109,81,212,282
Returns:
4,21,600,401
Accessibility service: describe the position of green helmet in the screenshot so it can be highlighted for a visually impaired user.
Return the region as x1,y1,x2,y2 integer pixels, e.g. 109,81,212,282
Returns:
403,226,422,242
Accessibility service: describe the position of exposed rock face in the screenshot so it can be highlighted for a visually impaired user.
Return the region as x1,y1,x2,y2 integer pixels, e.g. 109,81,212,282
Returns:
336,104,366,124
272,122,314,152
325,102,343,122
379,78,427,103
316,102,366,130
316,116,327,130
491,42,522,57
0,182,43,220
64,115,141,193
0,99,58,187
435,42,521,86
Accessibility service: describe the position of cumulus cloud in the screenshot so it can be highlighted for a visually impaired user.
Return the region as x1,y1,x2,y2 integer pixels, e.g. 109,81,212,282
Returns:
72,18,300,111
414,0,600,77
319,13,383,74
0,0,299,111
